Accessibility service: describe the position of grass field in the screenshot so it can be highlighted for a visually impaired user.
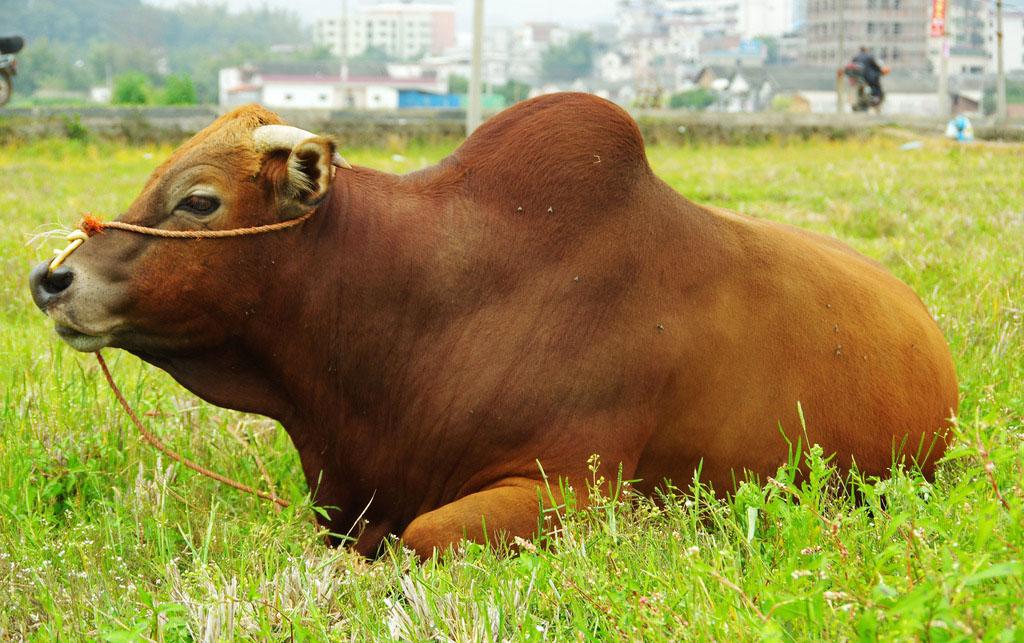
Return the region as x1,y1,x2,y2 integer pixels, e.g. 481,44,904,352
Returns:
1,135,1021,640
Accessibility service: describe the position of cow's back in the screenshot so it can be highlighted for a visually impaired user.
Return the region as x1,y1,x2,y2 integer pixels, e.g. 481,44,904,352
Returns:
635,202,958,493
451,93,653,221
385,92,957,500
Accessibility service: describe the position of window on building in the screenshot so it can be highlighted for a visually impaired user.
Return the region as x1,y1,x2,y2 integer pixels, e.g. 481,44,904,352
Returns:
894,23,901,35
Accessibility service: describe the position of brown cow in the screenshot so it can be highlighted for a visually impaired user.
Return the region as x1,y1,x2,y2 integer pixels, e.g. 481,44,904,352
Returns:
29,93,958,557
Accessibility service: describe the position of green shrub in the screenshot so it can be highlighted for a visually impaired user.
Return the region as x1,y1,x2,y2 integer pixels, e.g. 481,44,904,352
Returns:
498,79,531,104
669,88,716,111
61,114,89,141
448,74,468,95
982,80,1024,115
771,94,794,112
160,74,197,105
112,72,151,105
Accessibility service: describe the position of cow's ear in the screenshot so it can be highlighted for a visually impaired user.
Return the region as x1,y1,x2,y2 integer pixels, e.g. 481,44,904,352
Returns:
254,125,351,218
282,136,335,213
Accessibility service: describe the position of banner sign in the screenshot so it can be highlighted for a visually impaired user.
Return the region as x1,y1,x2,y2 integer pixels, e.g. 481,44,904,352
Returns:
930,0,947,37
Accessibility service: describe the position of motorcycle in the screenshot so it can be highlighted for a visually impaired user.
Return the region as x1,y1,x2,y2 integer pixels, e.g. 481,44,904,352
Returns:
0,36,25,107
842,61,890,113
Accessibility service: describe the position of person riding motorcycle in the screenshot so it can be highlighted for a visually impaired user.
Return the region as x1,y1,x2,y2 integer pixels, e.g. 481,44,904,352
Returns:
0,35,24,107
0,35,22,55
851,47,885,103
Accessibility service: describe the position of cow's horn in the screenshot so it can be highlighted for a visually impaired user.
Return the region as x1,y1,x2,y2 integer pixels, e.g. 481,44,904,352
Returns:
253,124,352,169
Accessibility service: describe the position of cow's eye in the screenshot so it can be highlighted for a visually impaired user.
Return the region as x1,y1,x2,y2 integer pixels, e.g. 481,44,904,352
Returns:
176,194,220,216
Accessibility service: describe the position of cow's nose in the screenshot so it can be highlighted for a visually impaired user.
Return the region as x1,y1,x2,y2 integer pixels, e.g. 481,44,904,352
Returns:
29,261,75,310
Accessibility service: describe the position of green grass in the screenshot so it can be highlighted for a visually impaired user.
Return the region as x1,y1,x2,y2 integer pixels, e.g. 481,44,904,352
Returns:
1,135,1021,640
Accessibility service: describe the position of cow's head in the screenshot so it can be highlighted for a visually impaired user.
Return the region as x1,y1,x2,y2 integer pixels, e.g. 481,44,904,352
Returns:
29,105,347,359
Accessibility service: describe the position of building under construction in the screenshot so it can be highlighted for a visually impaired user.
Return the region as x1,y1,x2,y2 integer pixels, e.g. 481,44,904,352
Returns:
801,0,932,70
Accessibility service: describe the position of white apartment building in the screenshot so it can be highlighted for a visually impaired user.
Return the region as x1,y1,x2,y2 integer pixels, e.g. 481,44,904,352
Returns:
661,0,795,38
597,51,635,83
315,15,366,58
666,20,702,62
998,10,1024,71
736,0,797,39
662,0,741,36
314,2,456,60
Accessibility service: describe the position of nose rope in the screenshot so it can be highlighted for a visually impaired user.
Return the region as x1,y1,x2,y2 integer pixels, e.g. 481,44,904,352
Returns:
47,208,317,273
95,352,290,509
45,208,320,507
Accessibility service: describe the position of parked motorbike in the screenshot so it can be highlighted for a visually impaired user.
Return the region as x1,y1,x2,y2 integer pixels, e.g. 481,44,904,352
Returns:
0,36,25,107
842,61,890,113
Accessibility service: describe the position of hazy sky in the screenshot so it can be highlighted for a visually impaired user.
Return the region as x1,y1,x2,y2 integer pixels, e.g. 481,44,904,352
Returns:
145,0,620,29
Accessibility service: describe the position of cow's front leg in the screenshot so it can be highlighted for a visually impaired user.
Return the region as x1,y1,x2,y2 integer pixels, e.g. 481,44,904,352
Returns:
399,476,567,558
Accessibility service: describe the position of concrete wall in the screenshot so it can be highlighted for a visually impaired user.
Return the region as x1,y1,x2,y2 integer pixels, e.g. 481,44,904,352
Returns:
796,91,944,116
2,105,1023,146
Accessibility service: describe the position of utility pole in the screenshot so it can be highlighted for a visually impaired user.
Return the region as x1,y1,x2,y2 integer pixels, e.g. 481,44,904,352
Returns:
996,0,1007,123
467,0,484,134
938,32,949,118
836,0,846,113
930,0,950,117
339,0,349,108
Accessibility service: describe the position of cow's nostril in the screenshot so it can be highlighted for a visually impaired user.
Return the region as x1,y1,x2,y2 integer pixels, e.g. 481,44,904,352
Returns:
29,261,76,311
42,266,74,294
44,266,74,294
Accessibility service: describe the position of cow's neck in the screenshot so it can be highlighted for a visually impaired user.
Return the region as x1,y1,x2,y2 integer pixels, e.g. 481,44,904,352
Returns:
244,167,467,438
245,167,475,522
147,165,477,526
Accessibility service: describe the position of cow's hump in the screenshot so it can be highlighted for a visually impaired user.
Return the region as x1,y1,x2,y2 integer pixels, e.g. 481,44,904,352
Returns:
452,93,651,216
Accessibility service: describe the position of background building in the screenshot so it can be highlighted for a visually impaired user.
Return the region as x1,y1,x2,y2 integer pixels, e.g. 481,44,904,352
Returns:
801,0,931,70
1003,9,1024,71
736,0,799,39
941,0,992,74
314,2,457,60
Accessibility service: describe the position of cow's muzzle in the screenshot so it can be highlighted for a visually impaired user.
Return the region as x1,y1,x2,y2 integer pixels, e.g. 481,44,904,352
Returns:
29,260,113,352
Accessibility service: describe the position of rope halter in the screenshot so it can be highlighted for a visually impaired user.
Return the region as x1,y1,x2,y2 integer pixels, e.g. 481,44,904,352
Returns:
48,209,317,274
48,123,352,275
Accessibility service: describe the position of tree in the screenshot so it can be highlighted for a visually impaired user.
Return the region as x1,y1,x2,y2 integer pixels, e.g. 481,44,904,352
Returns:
161,73,197,105
347,47,393,77
13,38,62,94
497,79,531,104
983,80,1024,115
13,38,97,94
540,33,595,83
112,72,151,105
6,0,305,103
448,74,469,94
306,45,335,61
755,36,781,65
668,88,715,111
